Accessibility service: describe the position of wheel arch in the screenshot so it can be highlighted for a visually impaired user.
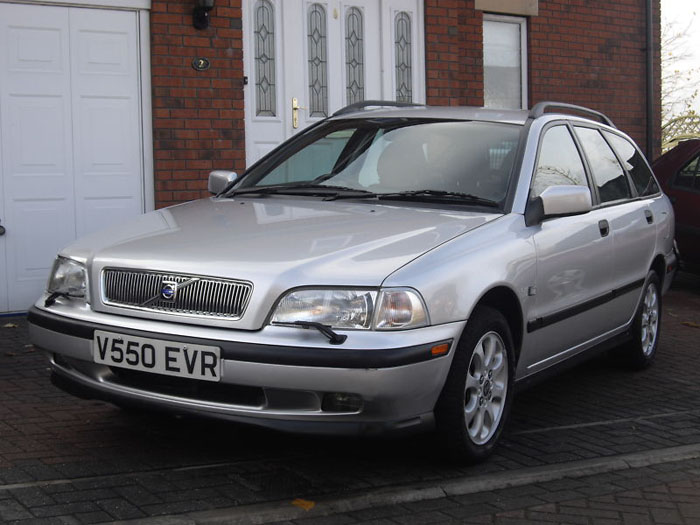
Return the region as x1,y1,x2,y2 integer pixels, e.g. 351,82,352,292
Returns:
650,254,666,287
470,286,524,365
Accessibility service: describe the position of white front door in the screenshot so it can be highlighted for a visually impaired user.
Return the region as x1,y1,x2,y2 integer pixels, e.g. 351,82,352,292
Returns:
0,4,144,313
243,0,425,167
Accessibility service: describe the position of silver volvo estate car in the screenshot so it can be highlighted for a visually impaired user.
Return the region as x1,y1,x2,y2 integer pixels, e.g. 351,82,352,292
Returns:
29,101,677,462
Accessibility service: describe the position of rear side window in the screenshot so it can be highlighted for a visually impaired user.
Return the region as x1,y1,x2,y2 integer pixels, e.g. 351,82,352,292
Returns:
604,131,660,196
672,153,700,191
531,125,588,197
575,127,632,204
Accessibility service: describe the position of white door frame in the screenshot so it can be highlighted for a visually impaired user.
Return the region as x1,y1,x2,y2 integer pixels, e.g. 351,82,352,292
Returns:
0,0,154,213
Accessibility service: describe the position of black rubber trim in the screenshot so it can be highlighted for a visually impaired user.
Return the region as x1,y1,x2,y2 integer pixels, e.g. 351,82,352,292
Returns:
28,307,451,369
526,278,645,333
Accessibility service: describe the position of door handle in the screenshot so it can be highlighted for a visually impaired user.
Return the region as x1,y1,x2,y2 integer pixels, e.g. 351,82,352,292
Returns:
292,97,306,129
0,220,5,236
598,219,609,237
645,210,654,224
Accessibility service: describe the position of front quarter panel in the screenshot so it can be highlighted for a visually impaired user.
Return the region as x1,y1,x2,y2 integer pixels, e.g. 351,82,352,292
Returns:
382,214,536,352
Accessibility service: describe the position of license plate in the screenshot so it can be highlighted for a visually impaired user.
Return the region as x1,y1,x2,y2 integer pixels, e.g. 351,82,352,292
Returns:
93,330,221,382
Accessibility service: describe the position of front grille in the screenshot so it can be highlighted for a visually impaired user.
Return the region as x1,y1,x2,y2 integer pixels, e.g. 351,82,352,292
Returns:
102,269,252,319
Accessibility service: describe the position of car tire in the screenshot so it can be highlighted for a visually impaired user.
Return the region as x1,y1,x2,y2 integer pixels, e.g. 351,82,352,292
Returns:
613,270,662,370
434,306,515,463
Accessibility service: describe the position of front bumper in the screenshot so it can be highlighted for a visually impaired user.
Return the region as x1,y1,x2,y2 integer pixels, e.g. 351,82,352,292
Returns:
29,304,464,435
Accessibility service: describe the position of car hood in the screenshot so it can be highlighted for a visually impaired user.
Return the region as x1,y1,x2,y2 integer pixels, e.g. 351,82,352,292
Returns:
64,197,500,329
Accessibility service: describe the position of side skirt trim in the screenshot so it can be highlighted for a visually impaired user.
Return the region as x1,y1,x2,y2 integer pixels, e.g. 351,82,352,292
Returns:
526,278,645,333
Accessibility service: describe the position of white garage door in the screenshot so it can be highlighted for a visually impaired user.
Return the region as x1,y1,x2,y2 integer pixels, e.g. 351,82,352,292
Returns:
0,3,145,313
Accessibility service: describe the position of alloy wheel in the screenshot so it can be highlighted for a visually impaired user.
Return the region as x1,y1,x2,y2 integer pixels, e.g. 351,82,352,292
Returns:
464,331,508,445
641,282,659,357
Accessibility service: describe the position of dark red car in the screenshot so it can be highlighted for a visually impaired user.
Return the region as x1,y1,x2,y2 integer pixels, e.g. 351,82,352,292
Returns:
653,139,700,272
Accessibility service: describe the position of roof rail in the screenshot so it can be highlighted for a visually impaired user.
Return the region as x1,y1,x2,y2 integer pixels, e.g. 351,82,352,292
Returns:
529,101,616,129
332,100,423,117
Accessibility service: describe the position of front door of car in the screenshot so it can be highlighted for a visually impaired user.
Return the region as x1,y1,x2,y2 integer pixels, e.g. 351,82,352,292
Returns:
520,124,616,376
242,0,425,167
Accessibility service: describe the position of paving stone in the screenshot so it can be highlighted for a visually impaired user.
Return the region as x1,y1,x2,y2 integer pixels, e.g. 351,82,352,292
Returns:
348,503,409,521
52,489,118,504
622,513,652,524
96,497,146,520
391,510,453,524
650,506,684,524
522,511,590,524
9,487,56,507
74,511,115,524
293,514,359,525
402,497,459,512
29,502,99,519
0,499,33,521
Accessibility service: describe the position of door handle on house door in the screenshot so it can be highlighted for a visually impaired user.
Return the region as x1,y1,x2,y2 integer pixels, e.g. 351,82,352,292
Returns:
292,97,306,129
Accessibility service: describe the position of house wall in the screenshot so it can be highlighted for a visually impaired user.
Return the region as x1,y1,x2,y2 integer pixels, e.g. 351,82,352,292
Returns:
424,0,483,106
528,0,662,159
151,0,245,208
150,0,661,209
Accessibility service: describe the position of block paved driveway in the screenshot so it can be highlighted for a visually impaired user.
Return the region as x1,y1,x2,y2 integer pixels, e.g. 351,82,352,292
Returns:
1,274,699,524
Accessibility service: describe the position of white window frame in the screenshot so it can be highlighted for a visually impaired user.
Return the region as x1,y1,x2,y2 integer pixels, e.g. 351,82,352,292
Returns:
483,13,528,110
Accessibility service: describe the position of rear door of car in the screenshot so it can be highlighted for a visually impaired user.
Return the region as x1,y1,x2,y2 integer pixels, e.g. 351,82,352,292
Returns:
573,125,657,329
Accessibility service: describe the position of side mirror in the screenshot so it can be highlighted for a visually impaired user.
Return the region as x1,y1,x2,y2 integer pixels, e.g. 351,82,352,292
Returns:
525,185,592,226
208,170,238,195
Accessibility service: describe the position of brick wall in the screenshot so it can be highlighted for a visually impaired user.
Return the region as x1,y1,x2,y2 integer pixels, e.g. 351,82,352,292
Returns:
150,0,245,208
529,0,661,158
425,0,484,106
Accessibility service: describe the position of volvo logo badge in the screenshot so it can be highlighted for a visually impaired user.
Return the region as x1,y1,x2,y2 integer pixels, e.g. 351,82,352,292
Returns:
161,281,178,301
140,277,200,307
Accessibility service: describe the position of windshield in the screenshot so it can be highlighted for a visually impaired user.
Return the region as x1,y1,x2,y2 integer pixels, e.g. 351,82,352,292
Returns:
232,119,522,206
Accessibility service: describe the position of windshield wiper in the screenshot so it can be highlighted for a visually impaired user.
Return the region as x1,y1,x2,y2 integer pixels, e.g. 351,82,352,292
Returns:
44,292,81,307
328,189,500,207
227,183,373,198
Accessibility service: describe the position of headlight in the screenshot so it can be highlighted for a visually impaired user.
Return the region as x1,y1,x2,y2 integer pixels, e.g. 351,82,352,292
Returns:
271,289,377,329
47,257,88,298
271,288,429,330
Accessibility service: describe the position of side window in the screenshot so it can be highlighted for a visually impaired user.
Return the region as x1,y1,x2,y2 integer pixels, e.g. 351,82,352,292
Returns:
575,127,632,204
673,153,700,191
603,131,660,196
531,125,588,197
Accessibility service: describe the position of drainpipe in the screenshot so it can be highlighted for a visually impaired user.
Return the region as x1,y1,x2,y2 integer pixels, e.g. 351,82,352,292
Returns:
646,0,654,158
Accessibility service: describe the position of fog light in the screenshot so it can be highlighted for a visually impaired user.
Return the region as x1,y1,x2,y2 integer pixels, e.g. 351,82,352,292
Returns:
322,392,363,412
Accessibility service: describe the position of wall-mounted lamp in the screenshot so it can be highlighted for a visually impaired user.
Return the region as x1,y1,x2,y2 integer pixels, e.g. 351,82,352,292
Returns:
193,0,214,30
